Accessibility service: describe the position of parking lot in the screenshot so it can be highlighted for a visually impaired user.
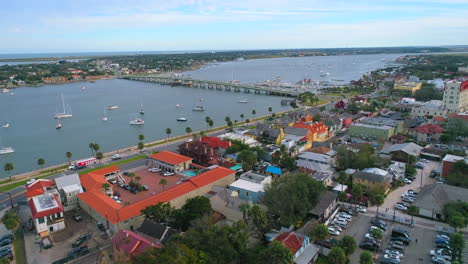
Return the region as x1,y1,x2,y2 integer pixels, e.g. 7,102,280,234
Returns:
340,210,442,264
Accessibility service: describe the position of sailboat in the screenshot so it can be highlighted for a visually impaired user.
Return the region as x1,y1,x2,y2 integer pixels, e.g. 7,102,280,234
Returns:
129,118,144,125
102,110,108,121
0,136,14,155
139,103,144,115
81,85,86,91
54,93,73,119
56,119,62,129
2,122,10,128
238,98,248,103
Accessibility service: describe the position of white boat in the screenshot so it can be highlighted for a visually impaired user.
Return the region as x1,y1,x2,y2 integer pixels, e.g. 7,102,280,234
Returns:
139,103,144,115
1,88,10,93
9,93,15,96
176,104,182,108
176,117,187,122
238,99,248,103
102,116,108,121
56,119,62,129
0,147,14,155
54,93,73,119
81,86,86,90
129,119,144,125
2,122,10,128
107,106,119,110
192,105,205,111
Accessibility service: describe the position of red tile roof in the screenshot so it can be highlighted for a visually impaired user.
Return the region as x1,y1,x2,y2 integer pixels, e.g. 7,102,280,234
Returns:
461,80,468,92
29,194,64,219
79,165,120,191
78,166,235,224
449,113,468,121
413,124,444,134
432,116,446,122
25,180,55,198
149,151,192,165
275,232,304,254
111,230,159,256
201,137,232,149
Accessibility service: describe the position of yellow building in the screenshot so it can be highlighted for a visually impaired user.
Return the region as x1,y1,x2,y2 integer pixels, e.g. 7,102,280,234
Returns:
394,82,423,94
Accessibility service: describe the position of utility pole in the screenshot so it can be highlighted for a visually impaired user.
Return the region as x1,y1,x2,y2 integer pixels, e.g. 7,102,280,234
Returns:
420,167,424,189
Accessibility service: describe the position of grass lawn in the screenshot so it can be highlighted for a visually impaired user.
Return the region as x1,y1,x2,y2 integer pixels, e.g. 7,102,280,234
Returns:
78,154,147,175
13,228,27,264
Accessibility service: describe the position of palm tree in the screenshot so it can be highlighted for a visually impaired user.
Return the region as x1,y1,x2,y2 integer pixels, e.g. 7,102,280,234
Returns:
369,190,385,217
93,144,101,156
245,118,250,124
205,116,211,130
159,178,168,191
240,114,244,122
252,109,256,118
128,172,135,183
66,152,72,164
135,176,141,184
227,120,233,131
96,152,104,165
311,224,329,255
290,146,296,156
37,158,45,169
208,119,214,130
102,183,111,194
225,116,231,123
4,163,14,182
165,128,172,141
138,142,145,150
89,143,95,156
268,107,272,113
185,127,192,136
199,131,206,138
138,134,145,142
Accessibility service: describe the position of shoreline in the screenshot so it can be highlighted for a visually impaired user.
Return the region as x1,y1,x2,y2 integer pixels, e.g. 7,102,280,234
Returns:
0,106,319,185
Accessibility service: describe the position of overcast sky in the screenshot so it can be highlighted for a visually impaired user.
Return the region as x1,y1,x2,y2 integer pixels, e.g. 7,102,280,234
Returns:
1,0,468,53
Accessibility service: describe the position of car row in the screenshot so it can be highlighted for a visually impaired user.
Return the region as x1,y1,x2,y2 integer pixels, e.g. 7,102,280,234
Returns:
328,211,353,236
360,218,388,252
381,228,411,263
430,234,452,264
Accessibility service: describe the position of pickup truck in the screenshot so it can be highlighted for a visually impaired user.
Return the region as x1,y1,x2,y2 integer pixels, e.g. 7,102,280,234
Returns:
111,154,121,160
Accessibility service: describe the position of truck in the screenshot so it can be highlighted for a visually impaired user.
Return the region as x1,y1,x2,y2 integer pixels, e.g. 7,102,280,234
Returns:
111,154,121,160
68,157,96,170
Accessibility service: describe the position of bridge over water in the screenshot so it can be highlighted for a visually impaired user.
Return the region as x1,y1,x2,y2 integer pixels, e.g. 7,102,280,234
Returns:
121,75,301,97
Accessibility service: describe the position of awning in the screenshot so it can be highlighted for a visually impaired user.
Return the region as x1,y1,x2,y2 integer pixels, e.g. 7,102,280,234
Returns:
39,231,49,238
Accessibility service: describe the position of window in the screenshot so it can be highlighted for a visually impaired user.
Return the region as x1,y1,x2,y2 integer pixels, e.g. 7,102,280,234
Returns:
246,192,249,197
38,217,45,224
449,101,453,104
449,96,454,99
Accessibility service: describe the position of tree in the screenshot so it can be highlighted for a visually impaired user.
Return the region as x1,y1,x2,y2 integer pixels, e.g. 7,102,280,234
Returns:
93,143,101,156
339,236,357,256
159,178,168,191
268,107,272,113
240,114,244,122
89,142,96,156
311,224,329,255
138,134,145,142
176,196,212,231
446,160,468,188
245,118,250,124
444,202,468,230
359,251,374,264
37,158,45,169
102,183,111,194
248,205,269,237
263,173,325,226
141,202,176,225
313,113,321,122
225,116,231,123
239,204,251,220
96,152,104,164
371,228,383,241
327,247,347,264
66,152,72,164
450,232,465,261
407,205,419,216
351,184,363,209
237,150,257,171
166,128,172,141
205,116,211,130
259,241,294,264
135,176,141,184
185,127,192,135
127,172,135,183
1,209,19,230
227,120,233,131
138,141,145,150
336,172,349,193
208,119,214,130
368,188,385,216
133,241,202,264
252,109,256,118
4,163,14,182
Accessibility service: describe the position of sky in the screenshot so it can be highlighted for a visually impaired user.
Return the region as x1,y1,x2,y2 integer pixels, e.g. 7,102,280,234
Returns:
1,0,468,53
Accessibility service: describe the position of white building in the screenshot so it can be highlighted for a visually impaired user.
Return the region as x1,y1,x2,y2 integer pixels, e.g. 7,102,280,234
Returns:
28,193,65,234
55,173,83,211
443,80,468,113
410,100,447,118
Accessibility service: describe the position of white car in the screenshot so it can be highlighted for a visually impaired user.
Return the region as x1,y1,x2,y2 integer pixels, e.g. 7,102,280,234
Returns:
335,217,349,223
385,250,403,258
333,220,348,227
357,206,367,213
435,235,450,241
331,225,343,232
338,213,352,221
384,253,400,260
369,226,384,233
148,167,161,173
395,204,407,211
26,178,37,185
328,227,340,236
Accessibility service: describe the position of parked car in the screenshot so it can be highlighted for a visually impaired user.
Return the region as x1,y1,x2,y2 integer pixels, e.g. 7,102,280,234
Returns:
123,172,130,176
402,196,414,203
357,205,367,213
328,227,340,236
385,250,403,258
72,234,90,248
73,214,82,222
369,226,384,233
338,213,352,221
415,162,425,169
0,250,12,260
380,257,400,264
67,246,89,257
432,256,450,264
395,204,408,211
0,234,13,242
0,246,11,254
331,225,343,232
148,167,161,173
333,220,348,228
111,154,121,160
360,242,379,251
26,178,37,185
435,235,450,241
383,253,401,261
388,243,405,252
0,239,12,247
142,185,149,190
391,236,410,245
403,178,412,184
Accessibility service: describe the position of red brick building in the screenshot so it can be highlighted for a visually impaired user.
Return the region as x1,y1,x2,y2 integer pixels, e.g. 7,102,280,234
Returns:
178,141,218,166
442,154,466,178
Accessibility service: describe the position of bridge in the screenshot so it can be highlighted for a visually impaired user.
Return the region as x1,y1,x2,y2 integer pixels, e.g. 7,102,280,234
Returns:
120,75,301,97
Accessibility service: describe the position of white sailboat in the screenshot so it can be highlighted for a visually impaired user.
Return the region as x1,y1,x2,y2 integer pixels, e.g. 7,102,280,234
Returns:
139,103,144,115
2,122,10,128
54,93,73,119
238,98,248,103
0,136,14,155
81,85,86,90
107,105,119,110
56,119,62,129
102,110,108,121
129,118,144,125
176,117,187,121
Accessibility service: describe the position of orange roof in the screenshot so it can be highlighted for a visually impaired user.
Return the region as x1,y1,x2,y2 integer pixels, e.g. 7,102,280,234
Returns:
293,121,328,135
149,151,192,165
275,232,304,254
79,165,120,191
25,180,55,198
78,166,235,224
89,165,120,176
308,146,332,155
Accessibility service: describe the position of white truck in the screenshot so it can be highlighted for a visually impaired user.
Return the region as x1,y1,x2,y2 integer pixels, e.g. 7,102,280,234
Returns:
68,157,97,170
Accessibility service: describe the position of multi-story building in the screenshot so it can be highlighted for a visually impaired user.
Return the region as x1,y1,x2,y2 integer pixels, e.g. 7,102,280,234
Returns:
410,100,447,119
228,171,272,203
394,81,423,94
443,80,468,113
149,151,192,173
29,193,65,234
441,154,467,178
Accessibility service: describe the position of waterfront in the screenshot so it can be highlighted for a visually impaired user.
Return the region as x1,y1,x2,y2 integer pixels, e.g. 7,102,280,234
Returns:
1,53,401,177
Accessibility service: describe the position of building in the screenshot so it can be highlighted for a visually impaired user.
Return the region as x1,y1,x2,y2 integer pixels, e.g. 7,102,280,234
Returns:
297,152,334,166
29,193,65,235
410,100,447,119
274,231,318,264
136,219,179,245
292,122,330,142
393,81,423,94
339,113,354,128
410,124,444,142
78,163,235,233
149,151,192,173
229,171,272,203
111,229,159,261
206,186,249,224
54,173,83,211
441,154,467,178
296,152,335,175
200,136,232,157
389,134,407,144
178,141,218,166
353,170,392,194
265,166,283,180
25,179,56,199
443,80,468,113
413,183,468,219
80,166,120,194
283,126,312,149
388,161,406,181
380,143,423,162
309,191,338,222
359,117,404,134
323,115,342,133
349,123,393,140
245,123,284,145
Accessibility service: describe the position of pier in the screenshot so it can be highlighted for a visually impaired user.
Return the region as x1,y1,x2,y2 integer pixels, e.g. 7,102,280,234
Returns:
121,75,301,97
